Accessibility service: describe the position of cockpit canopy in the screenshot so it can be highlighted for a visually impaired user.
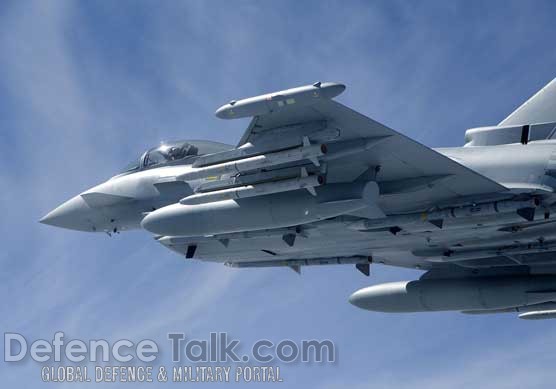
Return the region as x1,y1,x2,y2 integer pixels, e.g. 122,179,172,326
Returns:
119,140,234,174
144,141,199,167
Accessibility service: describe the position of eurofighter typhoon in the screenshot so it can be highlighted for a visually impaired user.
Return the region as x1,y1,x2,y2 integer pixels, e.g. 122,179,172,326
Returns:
41,79,556,319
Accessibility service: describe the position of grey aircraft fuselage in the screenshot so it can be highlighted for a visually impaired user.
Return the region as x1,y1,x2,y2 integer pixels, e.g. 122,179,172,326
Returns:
40,79,556,318
40,139,556,270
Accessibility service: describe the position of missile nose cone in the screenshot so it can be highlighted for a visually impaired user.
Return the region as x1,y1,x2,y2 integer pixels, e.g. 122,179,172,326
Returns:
40,195,93,232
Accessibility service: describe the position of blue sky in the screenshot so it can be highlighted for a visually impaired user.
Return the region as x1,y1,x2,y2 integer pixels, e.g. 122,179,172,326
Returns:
3,1,556,387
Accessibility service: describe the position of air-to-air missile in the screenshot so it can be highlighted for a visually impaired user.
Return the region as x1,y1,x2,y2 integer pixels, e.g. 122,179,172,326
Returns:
462,301,556,320
225,256,373,275
179,168,325,205
176,139,327,181
346,198,541,232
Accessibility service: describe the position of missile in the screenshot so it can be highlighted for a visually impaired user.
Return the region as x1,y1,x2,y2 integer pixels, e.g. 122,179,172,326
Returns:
193,122,338,168
191,137,388,195
347,198,540,231
417,239,556,265
424,198,539,221
463,302,556,320
180,170,324,205
156,226,304,247
518,310,556,320
177,141,327,181
141,181,380,237
225,256,371,268
215,82,346,120
195,165,313,193
349,275,556,313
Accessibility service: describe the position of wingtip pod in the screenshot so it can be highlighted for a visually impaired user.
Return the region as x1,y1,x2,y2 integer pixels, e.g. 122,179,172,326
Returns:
215,82,346,119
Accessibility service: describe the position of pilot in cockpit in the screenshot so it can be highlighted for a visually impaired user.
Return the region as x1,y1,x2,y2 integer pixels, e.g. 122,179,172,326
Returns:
117,140,232,177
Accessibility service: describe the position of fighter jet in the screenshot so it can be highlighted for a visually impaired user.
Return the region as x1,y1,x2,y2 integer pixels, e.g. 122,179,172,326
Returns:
41,79,556,319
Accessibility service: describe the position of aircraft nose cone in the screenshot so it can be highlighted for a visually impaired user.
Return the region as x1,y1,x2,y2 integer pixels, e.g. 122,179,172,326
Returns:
40,195,93,232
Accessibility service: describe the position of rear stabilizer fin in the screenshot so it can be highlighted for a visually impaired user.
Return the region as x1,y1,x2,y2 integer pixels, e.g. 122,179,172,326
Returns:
500,77,556,127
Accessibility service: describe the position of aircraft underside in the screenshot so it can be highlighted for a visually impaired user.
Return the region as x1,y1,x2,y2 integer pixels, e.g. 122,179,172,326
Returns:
41,78,556,319
161,208,556,274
